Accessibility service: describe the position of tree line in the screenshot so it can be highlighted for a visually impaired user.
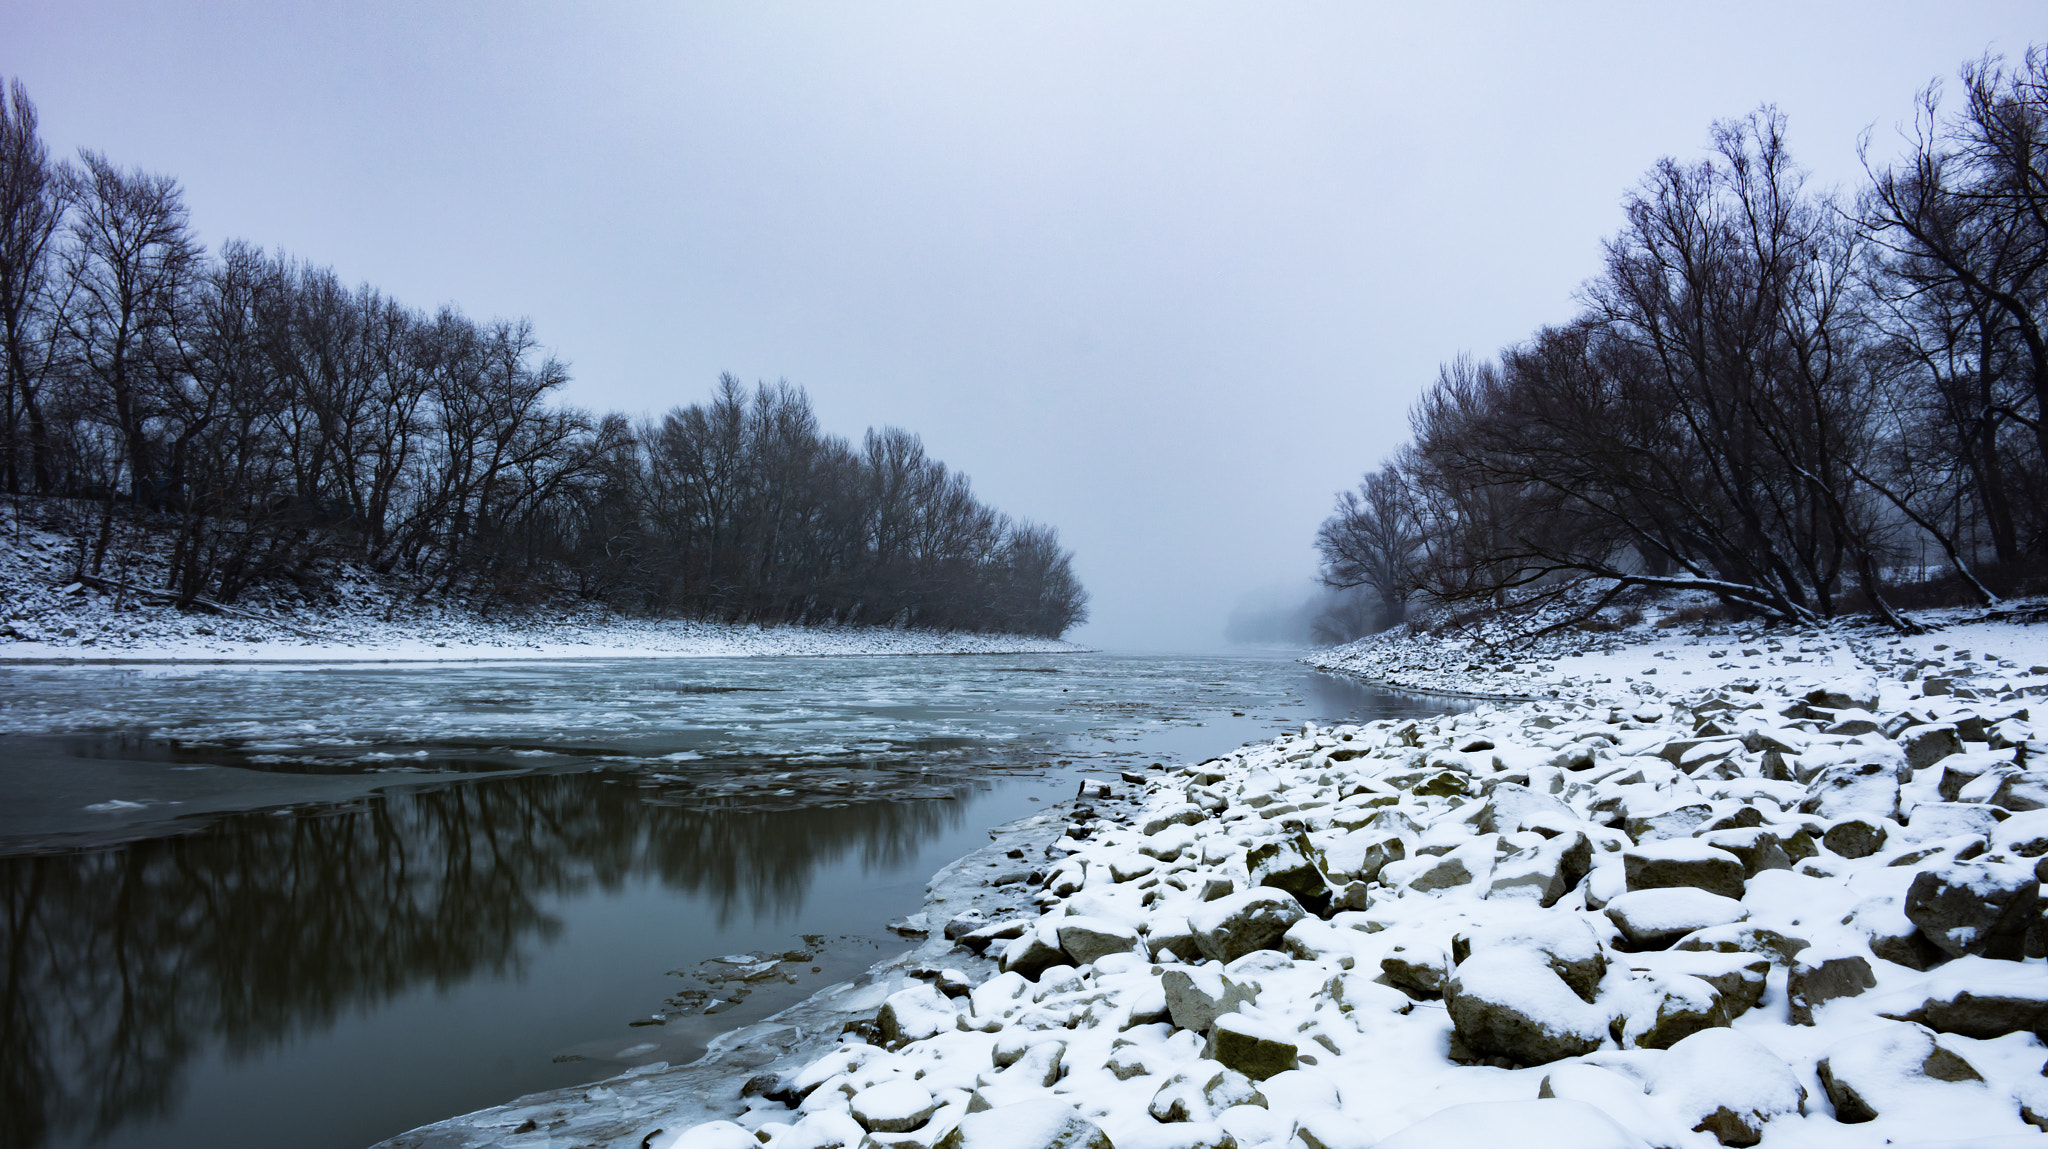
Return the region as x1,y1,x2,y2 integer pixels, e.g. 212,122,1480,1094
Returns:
0,80,1085,636
1317,47,2048,636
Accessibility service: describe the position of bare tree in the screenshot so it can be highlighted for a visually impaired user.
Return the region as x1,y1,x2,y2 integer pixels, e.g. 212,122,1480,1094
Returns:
0,77,69,493
1316,462,1419,632
1860,47,2048,561
56,151,201,504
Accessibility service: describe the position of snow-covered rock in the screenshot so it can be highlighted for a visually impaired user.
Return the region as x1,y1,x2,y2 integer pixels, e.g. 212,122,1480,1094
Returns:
555,612,2048,1149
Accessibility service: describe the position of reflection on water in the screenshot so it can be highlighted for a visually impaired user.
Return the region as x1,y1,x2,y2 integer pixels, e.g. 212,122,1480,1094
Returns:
0,653,1465,1149
1,773,969,1149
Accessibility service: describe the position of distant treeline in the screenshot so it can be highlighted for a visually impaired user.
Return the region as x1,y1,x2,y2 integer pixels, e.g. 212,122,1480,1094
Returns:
0,81,1085,636
1318,48,2048,635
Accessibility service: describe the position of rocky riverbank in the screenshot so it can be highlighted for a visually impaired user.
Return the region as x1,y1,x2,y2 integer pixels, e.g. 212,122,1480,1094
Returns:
628,612,2048,1149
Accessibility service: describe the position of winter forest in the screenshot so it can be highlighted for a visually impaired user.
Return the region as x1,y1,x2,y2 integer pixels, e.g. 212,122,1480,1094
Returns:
0,81,1088,638
1318,49,2048,638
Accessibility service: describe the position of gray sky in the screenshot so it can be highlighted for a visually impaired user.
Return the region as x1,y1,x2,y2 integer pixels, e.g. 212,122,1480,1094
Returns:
6,2,2039,649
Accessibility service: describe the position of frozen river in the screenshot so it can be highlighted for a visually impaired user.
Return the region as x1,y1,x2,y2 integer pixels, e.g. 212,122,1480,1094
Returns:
0,652,1461,1149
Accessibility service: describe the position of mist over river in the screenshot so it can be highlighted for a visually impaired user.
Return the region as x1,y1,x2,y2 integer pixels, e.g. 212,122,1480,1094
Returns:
0,653,1463,1149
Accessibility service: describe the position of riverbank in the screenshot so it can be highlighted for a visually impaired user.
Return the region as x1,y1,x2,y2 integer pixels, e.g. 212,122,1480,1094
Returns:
0,513,1082,661
560,605,2048,1149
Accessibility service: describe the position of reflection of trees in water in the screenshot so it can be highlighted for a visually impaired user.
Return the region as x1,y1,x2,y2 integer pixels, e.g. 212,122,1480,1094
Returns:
0,771,968,1149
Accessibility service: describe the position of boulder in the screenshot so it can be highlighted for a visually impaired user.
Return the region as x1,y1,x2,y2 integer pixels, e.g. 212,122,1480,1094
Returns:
1694,828,1792,877
1329,880,1371,913
1867,922,1949,971
993,1030,1064,1071
1820,818,1887,859
877,983,957,1046
1628,949,1770,1016
1413,769,1471,798
1161,966,1255,1033
993,1037,1066,1087
1994,771,2048,813
1650,1028,1806,1146
1673,923,1808,965
1205,1013,1298,1081
1247,838,1331,916
1319,828,1405,885
1444,948,1608,1065
1394,835,1496,894
1139,824,1198,861
1488,831,1593,907
999,923,1070,980
1147,1060,1266,1123
1938,758,1997,801
1378,943,1449,999
1145,916,1200,963
1476,783,1582,838
960,919,1031,955
1453,916,1606,1001
851,1081,938,1133
656,1121,763,1149
1904,860,2039,960
1611,972,1733,1049
1808,675,1880,712
1902,724,1964,770
1816,1022,1985,1123
1143,805,1207,835
944,911,990,941
1701,806,1765,833
1901,802,2001,845
936,1099,1112,1149
1055,916,1141,966
1623,840,1746,899
1605,888,1748,950
1800,762,1901,822
1373,1100,1640,1149
1880,979,2048,1040
787,1111,868,1149
1109,856,1158,883
1785,955,1877,1025
1187,888,1307,963
1624,800,1714,842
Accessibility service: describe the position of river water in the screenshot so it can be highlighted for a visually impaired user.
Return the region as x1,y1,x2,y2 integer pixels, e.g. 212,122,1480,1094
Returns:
0,652,1463,1149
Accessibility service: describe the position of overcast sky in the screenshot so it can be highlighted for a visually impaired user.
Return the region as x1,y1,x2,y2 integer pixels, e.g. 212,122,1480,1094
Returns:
5,3,2039,649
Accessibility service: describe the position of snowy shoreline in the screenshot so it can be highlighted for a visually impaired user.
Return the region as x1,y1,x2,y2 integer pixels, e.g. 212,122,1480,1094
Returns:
0,623,1088,664
0,507,1086,663
422,604,2048,1149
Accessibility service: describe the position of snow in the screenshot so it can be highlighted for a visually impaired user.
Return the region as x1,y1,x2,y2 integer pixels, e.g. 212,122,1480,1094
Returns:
1373,1099,1644,1149
1604,889,1749,947
386,598,2048,1149
0,510,1084,662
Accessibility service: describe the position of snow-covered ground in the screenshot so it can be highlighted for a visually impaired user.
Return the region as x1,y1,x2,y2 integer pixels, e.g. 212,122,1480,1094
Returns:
0,510,1083,661
589,603,2048,1149
1306,599,2048,704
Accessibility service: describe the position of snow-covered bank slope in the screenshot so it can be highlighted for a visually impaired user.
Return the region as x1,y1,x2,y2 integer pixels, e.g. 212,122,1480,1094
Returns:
0,514,1082,662
1306,600,2048,704
632,618,2048,1149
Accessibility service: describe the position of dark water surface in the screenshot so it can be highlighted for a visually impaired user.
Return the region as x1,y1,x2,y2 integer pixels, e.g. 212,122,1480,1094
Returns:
0,653,1461,1149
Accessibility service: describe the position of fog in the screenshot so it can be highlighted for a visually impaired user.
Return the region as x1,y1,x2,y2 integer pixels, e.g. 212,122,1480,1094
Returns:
4,2,2037,649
